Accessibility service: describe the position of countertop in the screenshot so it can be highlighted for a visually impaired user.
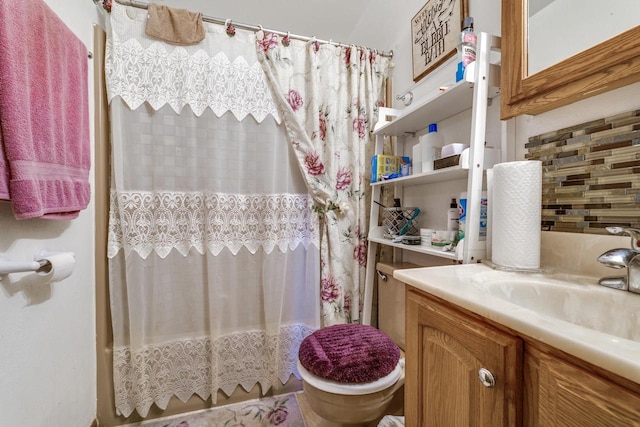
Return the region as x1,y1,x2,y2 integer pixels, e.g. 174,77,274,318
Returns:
394,263,640,385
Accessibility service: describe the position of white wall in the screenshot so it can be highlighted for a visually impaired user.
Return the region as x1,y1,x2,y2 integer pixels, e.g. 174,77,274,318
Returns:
0,1,99,426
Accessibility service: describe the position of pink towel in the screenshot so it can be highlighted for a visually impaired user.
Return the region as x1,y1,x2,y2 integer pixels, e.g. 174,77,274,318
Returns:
0,0,91,219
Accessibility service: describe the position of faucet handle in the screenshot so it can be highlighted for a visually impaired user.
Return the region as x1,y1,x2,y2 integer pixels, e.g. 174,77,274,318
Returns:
605,227,640,251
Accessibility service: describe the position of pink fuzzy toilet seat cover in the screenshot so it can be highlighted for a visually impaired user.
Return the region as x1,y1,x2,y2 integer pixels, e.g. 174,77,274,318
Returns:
298,324,401,384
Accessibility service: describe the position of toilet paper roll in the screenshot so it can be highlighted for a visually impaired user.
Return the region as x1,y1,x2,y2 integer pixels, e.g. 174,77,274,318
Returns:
491,161,542,270
36,252,75,283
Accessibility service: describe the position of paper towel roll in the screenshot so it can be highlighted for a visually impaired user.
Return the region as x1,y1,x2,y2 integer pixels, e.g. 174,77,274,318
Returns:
486,168,493,260
491,161,542,270
36,252,75,283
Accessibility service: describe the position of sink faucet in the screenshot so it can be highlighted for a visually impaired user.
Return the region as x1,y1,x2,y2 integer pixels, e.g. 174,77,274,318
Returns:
597,227,640,294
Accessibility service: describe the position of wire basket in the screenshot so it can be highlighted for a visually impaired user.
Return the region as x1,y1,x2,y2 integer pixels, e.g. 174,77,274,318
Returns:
382,207,420,238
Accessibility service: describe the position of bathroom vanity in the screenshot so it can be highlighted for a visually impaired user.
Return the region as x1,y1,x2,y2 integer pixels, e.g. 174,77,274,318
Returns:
397,264,640,427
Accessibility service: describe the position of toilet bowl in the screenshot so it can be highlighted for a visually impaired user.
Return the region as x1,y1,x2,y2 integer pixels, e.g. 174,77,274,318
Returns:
297,324,405,426
298,358,405,425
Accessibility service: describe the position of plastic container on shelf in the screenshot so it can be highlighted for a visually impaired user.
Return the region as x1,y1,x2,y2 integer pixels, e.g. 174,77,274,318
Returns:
420,228,433,246
382,207,421,238
441,143,469,158
412,142,422,174
420,123,444,172
431,230,453,247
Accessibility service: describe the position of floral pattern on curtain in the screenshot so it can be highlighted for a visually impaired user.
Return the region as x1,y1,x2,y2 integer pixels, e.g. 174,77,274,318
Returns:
257,34,392,325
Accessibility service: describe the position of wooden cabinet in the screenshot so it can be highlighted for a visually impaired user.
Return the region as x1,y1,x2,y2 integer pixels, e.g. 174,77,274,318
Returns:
406,287,640,427
405,289,522,427
525,345,640,427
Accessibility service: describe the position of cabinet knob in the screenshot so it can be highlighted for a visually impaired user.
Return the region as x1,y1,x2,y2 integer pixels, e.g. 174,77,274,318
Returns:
478,368,496,388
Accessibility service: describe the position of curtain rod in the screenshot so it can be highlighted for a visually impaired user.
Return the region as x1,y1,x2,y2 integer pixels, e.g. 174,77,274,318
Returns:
111,0,393,58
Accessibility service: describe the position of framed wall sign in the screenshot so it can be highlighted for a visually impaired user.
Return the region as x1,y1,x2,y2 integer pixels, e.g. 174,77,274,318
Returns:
411,0,468,82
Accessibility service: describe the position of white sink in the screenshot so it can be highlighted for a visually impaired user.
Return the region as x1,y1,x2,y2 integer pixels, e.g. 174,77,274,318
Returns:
473,275,640,342
394,263,640,385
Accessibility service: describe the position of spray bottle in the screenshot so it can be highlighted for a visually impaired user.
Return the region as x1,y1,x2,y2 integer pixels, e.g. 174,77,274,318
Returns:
456,17,477,81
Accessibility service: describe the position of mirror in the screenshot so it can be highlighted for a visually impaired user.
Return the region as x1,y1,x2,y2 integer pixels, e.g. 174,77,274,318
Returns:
501,0,640,119
528,1,639,75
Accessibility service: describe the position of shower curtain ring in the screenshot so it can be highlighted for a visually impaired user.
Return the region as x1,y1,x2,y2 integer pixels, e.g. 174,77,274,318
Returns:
256,24,264,40
330,39,340,55
225,19,237,37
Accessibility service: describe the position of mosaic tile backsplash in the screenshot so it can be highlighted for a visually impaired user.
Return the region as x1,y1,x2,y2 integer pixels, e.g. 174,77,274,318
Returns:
526,109,640,235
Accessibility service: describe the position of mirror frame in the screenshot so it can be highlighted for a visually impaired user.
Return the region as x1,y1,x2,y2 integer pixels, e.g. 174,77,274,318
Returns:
501,0,640,120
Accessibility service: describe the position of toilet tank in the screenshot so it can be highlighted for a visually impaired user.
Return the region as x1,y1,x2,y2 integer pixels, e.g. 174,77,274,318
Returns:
376,262,421,351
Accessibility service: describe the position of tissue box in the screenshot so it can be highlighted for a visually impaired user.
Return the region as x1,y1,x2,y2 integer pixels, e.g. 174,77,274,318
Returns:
441,143,469,158
372,155,408,182
434,155,461,170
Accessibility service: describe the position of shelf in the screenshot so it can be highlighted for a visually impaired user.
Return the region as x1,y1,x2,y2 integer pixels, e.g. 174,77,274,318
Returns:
374,78,500,137
371,165,468,187
368,236,458,261
363,33,501,326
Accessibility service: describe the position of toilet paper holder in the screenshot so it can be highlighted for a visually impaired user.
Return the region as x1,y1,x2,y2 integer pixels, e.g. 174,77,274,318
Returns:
0,249,75,278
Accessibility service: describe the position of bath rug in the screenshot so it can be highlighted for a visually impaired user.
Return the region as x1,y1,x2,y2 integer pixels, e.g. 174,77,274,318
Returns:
133,393,305,426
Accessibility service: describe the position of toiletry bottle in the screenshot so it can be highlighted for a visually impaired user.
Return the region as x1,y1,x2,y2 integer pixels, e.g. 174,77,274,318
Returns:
412,142,422,174
458,191,487,242
420,123,444,172
458,193,466,242
456,17,477,81
447,198,459,234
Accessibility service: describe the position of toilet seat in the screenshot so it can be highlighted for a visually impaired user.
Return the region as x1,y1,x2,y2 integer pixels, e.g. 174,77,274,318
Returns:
297,358,404,395
298,323,401,383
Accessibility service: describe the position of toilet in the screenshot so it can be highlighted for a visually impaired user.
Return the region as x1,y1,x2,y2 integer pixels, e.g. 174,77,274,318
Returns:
297,323,405,426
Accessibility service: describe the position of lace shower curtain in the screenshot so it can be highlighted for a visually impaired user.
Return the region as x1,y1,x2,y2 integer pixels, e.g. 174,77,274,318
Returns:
257,34,392,325
105,3,319,418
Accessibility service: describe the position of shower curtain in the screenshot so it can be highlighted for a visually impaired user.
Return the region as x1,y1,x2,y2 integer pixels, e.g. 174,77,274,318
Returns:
105,3,319,417
257,34,392,325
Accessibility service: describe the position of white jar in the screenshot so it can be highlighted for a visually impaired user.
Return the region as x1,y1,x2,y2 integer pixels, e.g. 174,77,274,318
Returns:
420,228,433,246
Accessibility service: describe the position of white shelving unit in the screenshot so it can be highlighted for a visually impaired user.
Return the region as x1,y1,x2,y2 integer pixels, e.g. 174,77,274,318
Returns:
370,164,469,188
368,228,458,260
362,33,502,325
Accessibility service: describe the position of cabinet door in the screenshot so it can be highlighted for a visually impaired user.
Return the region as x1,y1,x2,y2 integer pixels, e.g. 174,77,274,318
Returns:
525,346,640,427
406,290,522,427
